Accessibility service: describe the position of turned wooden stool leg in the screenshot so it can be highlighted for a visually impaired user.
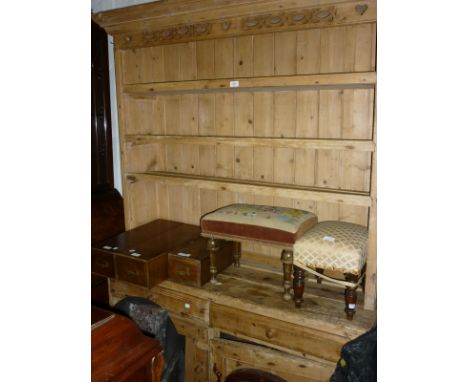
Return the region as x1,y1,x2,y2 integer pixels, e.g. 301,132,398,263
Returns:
315,267,324,284
293,266,306,308
207,238,220,284
233,241,241,267
280,250,293,301
344,273,359,320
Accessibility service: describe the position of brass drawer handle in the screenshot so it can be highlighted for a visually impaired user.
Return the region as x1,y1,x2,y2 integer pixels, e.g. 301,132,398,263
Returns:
265,328,276,339
125,269,139,276
176,267,191,277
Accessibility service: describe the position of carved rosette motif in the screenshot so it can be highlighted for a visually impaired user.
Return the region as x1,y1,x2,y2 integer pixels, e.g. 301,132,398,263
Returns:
116,2,373,49
137,22,212,45
242,6,338,31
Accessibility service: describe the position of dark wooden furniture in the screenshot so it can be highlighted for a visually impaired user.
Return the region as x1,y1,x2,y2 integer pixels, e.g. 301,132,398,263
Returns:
168,237,234,287
91,20,125,307
92,219,201,288
91,305,164,382
92,20,114,194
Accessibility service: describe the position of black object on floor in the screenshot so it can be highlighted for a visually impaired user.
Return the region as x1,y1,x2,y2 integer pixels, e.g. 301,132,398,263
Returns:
330,326,377,382
114,296,185,382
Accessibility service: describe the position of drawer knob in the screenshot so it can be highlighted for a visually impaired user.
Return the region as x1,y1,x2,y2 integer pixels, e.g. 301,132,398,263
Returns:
265,328,276,339
184,303,191,310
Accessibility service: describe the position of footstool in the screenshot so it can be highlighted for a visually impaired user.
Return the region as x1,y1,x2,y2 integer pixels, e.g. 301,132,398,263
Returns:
293,221,368,320
200,204,318,299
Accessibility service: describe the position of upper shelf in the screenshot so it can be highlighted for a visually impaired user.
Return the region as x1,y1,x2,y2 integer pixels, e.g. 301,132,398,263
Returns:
123,72,376,96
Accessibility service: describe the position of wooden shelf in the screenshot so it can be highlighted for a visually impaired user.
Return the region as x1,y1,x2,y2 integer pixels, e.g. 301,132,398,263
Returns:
126,171,371,207
126,135,375,152
123,72,376,96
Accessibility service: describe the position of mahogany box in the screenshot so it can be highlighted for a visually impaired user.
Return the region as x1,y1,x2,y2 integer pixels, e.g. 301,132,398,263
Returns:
168,237,234,287
92,219,200,288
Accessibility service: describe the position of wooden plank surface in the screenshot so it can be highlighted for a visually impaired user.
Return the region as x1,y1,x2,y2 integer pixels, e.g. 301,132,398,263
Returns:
111,6,377,310
109,265,375,340
211,338,335,381
127,171,372,206
123,72,376,94
126,135,375,151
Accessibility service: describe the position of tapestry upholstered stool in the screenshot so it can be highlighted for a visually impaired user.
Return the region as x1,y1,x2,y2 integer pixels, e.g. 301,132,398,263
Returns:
200,204,318,300
293,221,368,320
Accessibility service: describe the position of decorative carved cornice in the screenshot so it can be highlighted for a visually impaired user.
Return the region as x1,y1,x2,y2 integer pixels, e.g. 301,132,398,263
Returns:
113,1,375,49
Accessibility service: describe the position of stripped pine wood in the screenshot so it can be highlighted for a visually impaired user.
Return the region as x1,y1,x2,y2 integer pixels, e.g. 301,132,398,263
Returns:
234,146,254,180
98,3,377,376
211,338,335,382
162,44,180,81
364,85,377,310
129,172,372,207
274,91,296,138
297,29,321,75
125,143,166,173
126,136,375,152
179,42,197,80
215,93,234,178
234,35,253,78
163,95,180,135
199,145,216,177
95,1,376,39
105,4,376,310
123,72,376,94
217,190,237,207
215,38,234,78
320,26,356,73
124,96,155,135
354,23,374,72
296,90,319,138
124,176,158,229
253,33,274,77
234,92,254,136
253,92,274,184
196,40,215,79
274,31,297,75
167,184,186,223
200,189,218,217
149,46,165,82
155,183,170,220
197,94,215,135
179,94,199,135
318,90,343,138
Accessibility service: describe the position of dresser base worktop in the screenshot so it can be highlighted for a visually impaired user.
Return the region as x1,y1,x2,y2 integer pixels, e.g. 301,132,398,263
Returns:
108,264,375,382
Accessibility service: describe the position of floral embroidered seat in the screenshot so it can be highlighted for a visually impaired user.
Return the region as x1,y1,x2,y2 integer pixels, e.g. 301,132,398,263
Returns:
200,203,318,298
293,221,368,320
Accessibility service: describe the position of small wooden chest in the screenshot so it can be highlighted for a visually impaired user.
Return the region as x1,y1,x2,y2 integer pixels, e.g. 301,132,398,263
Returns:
168,238,234,287
92,219,200,288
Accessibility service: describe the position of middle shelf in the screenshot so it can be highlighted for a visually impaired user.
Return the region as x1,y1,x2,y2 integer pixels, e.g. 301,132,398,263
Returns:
126,171,372,207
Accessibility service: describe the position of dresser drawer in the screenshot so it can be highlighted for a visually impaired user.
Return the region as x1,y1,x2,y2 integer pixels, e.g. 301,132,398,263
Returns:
91,249,115,278
151,288,209,323
211,338,335,382
210,303,345,362
115,256,148,287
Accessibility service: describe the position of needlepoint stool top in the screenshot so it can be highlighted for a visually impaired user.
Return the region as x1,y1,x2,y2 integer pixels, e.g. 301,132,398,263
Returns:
293,221,368,275
200,204,317,245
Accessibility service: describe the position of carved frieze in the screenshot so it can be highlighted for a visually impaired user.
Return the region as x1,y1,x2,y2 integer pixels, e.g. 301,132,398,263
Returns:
241,6,339,31
114,2,375,49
